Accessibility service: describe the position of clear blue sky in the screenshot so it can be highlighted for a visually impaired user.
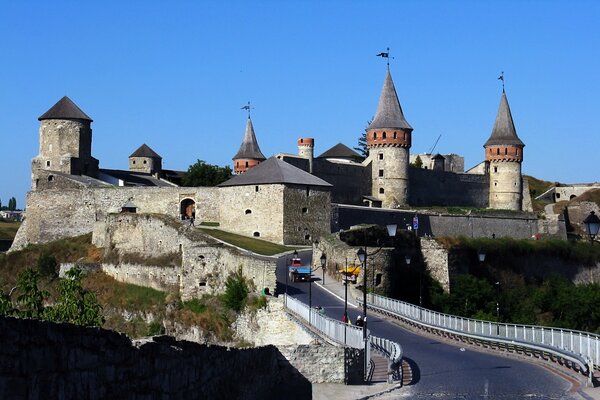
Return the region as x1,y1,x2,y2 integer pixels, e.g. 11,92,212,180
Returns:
1,1,599,208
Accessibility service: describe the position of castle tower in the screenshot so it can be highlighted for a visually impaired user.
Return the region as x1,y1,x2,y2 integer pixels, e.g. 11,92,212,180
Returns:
129,144,162,176
484,90,525,210
31,96,99,188
367,70,413,208
297,138,314,173
233,116,266,174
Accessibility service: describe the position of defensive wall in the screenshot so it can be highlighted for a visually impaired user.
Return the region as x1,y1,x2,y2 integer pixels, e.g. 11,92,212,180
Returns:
11,186,220,251
0,316,312,400
408,168,489,208
331,204,558,240
313,159,371,206
93,213,277,299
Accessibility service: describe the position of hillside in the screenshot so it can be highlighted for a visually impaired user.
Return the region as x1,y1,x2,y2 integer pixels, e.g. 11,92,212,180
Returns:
0,221,21,240
524,175,556,213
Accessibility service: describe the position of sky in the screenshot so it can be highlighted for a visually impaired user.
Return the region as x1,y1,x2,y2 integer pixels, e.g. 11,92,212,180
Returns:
1,0,599,208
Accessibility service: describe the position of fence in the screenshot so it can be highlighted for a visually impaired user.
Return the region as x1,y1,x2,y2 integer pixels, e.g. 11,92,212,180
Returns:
284,295,364,349
361,293,597,377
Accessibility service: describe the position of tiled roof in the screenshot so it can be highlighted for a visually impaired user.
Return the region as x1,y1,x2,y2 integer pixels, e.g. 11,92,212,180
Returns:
129,144,162,159
367,70,412,131
317,143,362,159
484,91,524,147
232,117,266,160
38,96,93,122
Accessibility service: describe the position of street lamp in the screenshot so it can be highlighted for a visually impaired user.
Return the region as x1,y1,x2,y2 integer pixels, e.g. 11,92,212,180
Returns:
495,281,500,335
356,223,397,378
478,249,486,264
320,253,327,284
583,211,600,244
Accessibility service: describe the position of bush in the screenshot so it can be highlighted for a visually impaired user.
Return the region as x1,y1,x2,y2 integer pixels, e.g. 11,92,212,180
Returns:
36,252,58,278
222,267,249,312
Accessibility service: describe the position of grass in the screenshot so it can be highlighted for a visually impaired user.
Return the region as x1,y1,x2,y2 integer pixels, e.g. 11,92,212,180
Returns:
198,228,297,255
199,221,220,227
0,221,20,240
525,175,556,213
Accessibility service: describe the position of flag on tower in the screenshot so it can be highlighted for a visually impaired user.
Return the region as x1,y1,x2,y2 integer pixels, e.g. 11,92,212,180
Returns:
376,52,389,58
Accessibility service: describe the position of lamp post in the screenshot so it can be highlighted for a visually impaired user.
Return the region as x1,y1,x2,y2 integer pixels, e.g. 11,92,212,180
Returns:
478,249,486,264
320,253,327,284
357,223,397,378
583,211,600,244
495,281,500,336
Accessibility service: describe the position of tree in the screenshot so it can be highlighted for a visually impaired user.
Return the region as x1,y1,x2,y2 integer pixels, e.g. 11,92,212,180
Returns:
8,197,16,211
353,119,373,159
222,267,249,312
36,252,58,279
44,267,104,327
182,160,232,187
412,155,423,169
15,269,48,318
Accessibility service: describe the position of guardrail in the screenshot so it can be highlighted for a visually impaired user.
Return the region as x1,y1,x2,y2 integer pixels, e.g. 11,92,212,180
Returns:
360,293,596,379
284,295,364,349
370,335,403,383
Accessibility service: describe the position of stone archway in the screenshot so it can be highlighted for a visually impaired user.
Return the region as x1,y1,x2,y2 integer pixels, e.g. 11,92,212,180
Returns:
180,198,196,220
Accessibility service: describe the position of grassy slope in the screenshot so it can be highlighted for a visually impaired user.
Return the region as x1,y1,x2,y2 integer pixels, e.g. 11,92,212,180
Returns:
198,228,298,255
0,221,21,240
525,175,556,213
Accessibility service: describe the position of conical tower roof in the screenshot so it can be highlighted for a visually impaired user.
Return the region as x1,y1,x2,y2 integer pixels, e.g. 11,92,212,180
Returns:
38,96,93,122
129,143,162,159
484,91,524,147
232,117,266,161
367,70,412,131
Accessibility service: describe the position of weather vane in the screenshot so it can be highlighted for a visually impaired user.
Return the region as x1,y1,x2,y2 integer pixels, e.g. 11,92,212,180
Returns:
376,47,393,68
498,71,505,92
241,101,253,117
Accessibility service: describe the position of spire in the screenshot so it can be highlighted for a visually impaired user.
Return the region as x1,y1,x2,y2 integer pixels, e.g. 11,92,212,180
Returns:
232,117,266,161
38,96,93,122
367,70,412,131
484,91,524,147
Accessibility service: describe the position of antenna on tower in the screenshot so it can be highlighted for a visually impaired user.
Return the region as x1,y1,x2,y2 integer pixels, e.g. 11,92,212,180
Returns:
241,101,253,117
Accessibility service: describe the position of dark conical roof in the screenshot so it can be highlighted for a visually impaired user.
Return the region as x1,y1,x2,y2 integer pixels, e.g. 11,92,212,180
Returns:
129,144,162,159
232,117,266,161
317,143,362,159
367,70,412,131
38,96,93,122
219,157,332,187
484,91,524,147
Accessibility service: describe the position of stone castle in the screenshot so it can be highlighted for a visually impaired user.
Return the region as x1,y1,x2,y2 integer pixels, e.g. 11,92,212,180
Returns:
13,67,534,254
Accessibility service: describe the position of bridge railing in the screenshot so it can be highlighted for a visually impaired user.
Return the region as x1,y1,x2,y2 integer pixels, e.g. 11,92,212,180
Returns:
369,334,403,383
361,293,597,376
284,295,364,349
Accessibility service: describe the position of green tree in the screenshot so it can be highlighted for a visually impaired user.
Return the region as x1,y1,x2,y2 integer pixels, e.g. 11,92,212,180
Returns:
36,252,58,278
8,197,16,211
412,155,423,168
182,160,232,187
0,291,13,316
222,267,249,312
15,269,48,318
44,266,104,327
353,119,373,159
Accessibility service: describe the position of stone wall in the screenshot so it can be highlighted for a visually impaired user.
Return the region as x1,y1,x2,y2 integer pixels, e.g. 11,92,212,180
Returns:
11,186,220,251
333,204,542,240
312,159,371,206
420,238,451,292
93,213,277,300
0,316,311,400
282,185,331,245
409,167,489,208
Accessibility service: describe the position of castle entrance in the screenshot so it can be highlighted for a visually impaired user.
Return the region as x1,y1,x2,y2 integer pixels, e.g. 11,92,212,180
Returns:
180,198,195,220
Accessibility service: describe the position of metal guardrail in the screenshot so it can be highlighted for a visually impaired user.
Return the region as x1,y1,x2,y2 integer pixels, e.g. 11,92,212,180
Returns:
360,293,597,378
370,335,403,383
284,295,364,349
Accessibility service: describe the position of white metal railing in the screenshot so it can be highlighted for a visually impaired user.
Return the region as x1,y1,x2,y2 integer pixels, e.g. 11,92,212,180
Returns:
370,335,403,383
285,295,364,349
361,293,597,375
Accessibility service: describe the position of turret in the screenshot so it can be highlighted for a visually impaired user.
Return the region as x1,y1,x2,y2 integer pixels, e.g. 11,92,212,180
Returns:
297,138,314,173
129,144,162,176
484,91,525,210
31,96,99,189
366,70,413,208
233,116,266,174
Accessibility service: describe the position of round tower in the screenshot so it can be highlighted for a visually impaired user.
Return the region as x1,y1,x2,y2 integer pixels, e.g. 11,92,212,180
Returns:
297,138,314,173
31,96,99,189
233,116,266,174
484,91,525,211
129,144,163,176
367,70,413,208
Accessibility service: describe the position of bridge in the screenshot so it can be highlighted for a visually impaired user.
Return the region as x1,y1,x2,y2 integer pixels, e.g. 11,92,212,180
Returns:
277,251,598,398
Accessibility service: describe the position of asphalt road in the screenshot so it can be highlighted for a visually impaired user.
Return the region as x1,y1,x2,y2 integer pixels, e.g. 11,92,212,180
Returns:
276,251,585,399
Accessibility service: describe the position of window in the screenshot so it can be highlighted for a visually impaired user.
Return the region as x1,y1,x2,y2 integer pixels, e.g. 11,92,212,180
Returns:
306,187,310,196
143,160,147,164
255,186,259,192
378,153,383,160
245,209,252,214
403,132,407,140
253,232,260,237
46,161,51,167
245,161,249,167
302,207,308,214
496,148,500,155
493,166,497,173
379,188,384,194
504,148,507,155
133,160,136,164
382,131,387,139
556,193,561,199
393,132,397,139
48,175,54,182
304,234,311,240
378,169,384,177
373,132,377,140
494,182,497,186
198,281,207,287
